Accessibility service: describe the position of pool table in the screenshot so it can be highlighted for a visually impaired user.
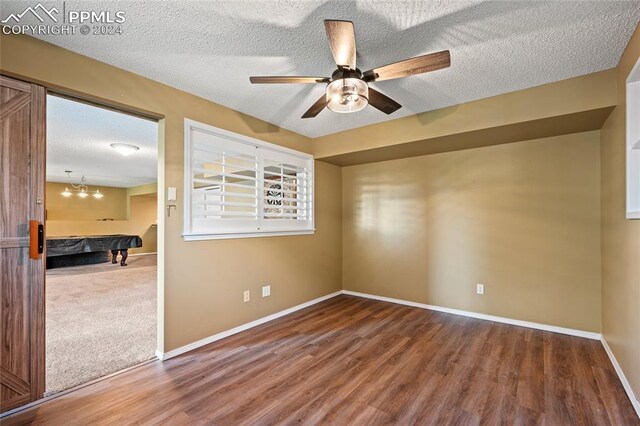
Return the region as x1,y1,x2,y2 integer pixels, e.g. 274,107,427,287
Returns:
46,234,143,268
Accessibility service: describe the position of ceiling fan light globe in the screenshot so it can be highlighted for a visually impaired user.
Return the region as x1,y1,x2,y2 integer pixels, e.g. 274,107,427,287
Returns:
326,78,368,113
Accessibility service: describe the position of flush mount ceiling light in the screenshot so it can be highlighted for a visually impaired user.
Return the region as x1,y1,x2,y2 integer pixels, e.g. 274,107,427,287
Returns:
250,19,451,118
110,143,139,156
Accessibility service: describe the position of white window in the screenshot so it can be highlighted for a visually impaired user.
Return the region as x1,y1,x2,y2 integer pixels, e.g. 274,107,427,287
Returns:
627,57,640,219
184,119,314,239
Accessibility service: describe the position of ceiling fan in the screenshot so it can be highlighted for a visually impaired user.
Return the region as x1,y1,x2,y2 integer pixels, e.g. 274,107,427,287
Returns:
249,20,450,119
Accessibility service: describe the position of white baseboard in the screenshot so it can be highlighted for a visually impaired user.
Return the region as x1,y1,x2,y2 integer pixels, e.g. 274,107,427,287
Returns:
159,289,602,362
342,290,602,340
130,251,157,257
601,338,640,417
157,291,342,360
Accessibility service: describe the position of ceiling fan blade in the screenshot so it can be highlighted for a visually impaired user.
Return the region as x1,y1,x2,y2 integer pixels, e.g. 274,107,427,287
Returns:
250,76,329,84
301,94,327,119
364,50,450,82
324,20,356,69
367,87,402,115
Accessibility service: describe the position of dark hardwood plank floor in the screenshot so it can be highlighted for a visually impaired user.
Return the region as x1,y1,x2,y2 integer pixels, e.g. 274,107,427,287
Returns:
3,295,638,425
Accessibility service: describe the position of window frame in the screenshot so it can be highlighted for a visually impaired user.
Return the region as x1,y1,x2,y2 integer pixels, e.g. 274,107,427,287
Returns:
626,57,640,220
183,119,315,240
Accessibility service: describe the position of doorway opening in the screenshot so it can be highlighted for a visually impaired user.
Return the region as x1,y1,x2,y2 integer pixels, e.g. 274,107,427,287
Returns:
44,94,159,395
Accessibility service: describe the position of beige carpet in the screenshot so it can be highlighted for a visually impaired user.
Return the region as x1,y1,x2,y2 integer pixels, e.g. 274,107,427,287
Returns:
46,255,157,395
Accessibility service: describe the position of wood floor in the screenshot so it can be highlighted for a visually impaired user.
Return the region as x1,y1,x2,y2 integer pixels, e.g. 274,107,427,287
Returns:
4,295,638,425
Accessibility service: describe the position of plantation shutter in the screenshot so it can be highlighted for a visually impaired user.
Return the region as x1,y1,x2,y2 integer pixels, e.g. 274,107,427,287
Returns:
189,127,259,234
261,149,313,231
184,119,314,239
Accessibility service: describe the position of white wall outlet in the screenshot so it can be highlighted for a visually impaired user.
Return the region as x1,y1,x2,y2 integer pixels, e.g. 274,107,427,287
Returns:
262,285,271,297
476,284,485,295
243,290,250,302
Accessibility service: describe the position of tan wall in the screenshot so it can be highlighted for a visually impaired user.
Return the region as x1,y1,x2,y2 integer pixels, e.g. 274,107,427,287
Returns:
601,24,640,399
46,182,127,220
343,132,602,332
0,33,342,352
46,182,158,254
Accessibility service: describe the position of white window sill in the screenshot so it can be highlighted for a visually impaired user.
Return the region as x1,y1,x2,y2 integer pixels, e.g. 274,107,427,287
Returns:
183,230,315,241
626,211,640,220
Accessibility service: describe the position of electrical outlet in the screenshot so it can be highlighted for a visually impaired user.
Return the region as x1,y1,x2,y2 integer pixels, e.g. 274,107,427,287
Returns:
243,290,250,302
262,285,271,297
476,284,485,295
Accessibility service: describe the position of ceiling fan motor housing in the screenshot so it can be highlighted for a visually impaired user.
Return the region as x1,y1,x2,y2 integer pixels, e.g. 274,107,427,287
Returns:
327,68,369,113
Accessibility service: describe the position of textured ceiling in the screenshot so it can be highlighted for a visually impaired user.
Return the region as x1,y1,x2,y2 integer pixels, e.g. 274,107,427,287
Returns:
5,1,640,138
47,95,158,188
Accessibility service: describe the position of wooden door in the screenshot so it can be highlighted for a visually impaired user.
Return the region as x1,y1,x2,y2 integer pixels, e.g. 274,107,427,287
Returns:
0,75,46,413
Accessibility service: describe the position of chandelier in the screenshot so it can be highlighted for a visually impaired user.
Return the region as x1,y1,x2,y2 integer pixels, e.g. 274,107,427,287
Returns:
60,171,104,199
